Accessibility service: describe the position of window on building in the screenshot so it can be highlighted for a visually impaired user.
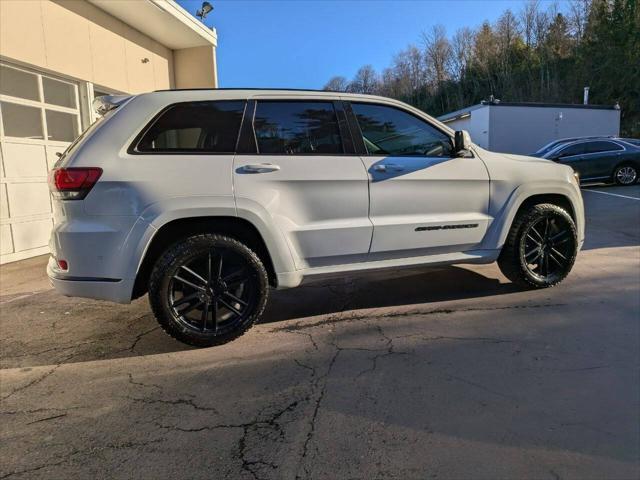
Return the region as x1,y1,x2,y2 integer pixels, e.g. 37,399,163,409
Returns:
253,101,343,154
43,77,77,109
0,65,40,101
0,102,44,139
352,103,453,157
135,101,245,153
45,110,79,142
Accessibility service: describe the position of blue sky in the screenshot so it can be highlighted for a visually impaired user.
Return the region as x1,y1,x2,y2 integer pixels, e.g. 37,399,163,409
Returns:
177,0,543,89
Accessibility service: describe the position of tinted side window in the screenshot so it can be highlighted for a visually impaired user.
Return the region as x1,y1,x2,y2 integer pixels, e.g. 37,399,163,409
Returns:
136,101,245,153
558,143,586,157
586,141,623,154
352,103,453,157
253,101,343,154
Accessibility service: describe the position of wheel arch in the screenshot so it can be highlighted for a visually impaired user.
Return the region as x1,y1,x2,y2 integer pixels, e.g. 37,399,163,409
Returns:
132,216,278,300
484,182,584,251
612,160,639,183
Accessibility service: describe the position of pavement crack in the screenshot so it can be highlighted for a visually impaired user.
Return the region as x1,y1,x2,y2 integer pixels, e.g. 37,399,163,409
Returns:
1,364,60,401
156,397,306,479
25,413,67,425
446,374,518,401
296,346,341,479
127,373,163,392
128,326,160,353
0,459,68,479
128,395,219,413
356,324,409,378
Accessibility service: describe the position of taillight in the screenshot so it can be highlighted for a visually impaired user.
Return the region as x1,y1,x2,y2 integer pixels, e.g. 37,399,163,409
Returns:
48,167,102,200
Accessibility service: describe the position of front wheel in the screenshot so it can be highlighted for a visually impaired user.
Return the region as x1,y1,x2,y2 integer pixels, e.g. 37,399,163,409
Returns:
498,204,578,288
613,164,637,185
148,234,269,347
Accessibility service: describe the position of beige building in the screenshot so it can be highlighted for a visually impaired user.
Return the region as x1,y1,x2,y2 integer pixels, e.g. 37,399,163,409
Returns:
0,0,218,264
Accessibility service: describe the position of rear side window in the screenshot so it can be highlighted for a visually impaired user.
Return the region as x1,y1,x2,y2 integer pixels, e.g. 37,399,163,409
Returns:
253,101,343,154
558,143,586,157
135,101,245,153
352,103,453,157
585,141,623,154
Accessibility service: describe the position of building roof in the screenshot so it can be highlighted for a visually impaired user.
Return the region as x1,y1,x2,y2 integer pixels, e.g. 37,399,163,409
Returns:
88,0,217,49
438,101,620,123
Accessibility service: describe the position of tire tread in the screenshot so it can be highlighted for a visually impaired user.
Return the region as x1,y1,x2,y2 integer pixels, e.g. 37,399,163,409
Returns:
498,203,577,289
148,234,269,347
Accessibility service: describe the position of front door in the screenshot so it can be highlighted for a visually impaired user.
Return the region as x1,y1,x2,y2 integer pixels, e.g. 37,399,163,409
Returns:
233,98,372,269
347,101,491,256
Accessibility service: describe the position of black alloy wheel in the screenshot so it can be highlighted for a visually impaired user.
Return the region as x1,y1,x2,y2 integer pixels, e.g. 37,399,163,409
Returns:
498,204,578,288
149,234,269,347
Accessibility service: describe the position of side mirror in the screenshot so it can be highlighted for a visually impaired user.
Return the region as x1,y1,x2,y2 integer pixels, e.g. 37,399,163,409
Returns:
454,130,472,155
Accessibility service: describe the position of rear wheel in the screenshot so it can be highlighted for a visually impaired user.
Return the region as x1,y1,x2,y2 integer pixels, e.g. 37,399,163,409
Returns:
498,204,578,288
148,234,269,347
613,164,637,185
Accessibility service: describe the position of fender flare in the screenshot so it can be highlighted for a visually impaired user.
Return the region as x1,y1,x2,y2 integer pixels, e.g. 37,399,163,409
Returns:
483,181,584,250
124,196,297,283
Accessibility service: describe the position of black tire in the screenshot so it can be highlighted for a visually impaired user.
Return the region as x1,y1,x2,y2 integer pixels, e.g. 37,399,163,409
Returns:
613,164,638,185
148,234,269,347
498,203,578,289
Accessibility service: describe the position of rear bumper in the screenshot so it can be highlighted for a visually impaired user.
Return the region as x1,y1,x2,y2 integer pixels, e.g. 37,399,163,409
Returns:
47,256,134,304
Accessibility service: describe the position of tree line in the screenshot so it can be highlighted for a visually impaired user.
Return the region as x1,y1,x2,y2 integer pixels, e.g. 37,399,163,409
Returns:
323,0,640,137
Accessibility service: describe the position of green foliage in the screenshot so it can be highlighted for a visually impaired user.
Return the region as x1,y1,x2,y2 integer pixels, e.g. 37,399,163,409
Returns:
324,0,639,136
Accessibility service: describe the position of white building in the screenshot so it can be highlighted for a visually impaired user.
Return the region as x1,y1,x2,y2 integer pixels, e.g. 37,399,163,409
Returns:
0,0,218,264
438,101,621,155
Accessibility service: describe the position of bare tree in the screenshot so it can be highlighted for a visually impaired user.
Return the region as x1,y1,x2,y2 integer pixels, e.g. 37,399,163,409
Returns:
450,27,474,81
568,0,591,39
533,5,551,46
387,44,426,97
348,65,379,94
421,24,452,90
323,76,349,92
496,9,520,52
520,0,540,47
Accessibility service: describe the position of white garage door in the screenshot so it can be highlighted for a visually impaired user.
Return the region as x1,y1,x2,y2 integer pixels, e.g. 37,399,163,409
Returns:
0,63,81,264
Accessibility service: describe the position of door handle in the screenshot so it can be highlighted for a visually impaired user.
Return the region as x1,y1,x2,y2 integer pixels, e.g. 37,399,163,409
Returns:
374,164,404,172
242,163,281,173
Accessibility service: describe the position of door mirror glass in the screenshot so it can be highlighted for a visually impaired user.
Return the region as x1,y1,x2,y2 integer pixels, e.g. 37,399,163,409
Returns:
454,130,471,154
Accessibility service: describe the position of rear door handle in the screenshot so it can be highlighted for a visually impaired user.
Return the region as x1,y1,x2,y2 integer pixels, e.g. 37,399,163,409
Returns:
242,163,281,173
374,164,404,172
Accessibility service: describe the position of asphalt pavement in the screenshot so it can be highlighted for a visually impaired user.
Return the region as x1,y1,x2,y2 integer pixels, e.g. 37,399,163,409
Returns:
1,185,639,479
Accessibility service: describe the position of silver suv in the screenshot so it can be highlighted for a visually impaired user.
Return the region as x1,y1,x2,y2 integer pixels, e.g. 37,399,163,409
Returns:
48,89,585,346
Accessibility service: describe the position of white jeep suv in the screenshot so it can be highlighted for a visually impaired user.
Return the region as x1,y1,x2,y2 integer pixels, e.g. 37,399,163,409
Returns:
47,89,584,346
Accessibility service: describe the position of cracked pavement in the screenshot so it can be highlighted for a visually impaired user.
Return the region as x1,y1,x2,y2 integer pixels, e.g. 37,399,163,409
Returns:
1,185,639,479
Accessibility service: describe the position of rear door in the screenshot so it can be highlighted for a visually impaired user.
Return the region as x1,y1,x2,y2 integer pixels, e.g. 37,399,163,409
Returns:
233,98,372,269
582,140,625,179
346,101,491,255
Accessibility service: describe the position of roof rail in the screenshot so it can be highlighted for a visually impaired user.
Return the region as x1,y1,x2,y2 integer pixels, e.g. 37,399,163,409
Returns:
153,87,337,93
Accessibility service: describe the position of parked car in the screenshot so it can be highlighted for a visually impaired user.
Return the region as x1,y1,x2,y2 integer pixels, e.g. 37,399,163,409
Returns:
47,89,585,346
532,135,614,157
538,138,639,185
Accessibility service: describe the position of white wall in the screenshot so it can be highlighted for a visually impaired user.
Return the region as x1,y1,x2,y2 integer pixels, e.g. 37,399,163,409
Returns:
442,107,490,149
489,106,620,154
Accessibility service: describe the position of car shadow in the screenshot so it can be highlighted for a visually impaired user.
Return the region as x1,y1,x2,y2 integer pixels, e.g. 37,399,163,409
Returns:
1,265,517,368
261,265,517,324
